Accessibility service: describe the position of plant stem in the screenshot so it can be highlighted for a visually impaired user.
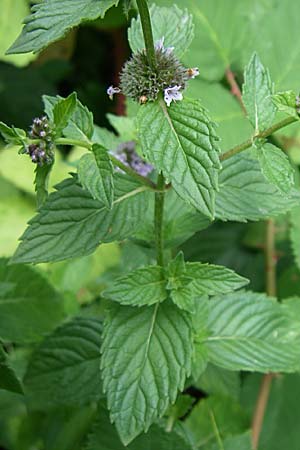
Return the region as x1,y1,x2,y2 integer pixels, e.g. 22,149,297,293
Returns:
136,0,156,68
225,67,247,114
53,137,156,189
220,116,298,161
251,219,277,449
154,172,165,266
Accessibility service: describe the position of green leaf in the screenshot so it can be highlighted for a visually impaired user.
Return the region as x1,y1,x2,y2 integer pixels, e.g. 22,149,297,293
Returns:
0,0,36,67
24,317,103,408
101,301,193,445
128,4,194,57
166,259,248,314
34,164,53,208
242,53,276,132
272,91,299,119
78,146,114,209
7,0,120,54
0,122,26,145
11,174,150,264
216,153,300,222
53,93,77,137
86,405,193,450
43,94,94,142
202,292,300,372
185,263,249,296
254,143,295,194
290,206,300,271
103,265,167,307
0,345,23,394
138,98,220,219
184,395,248,449
0,258,65,343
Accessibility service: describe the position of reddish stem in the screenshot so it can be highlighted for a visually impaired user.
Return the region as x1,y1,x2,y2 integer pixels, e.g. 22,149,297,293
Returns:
225,67,247,115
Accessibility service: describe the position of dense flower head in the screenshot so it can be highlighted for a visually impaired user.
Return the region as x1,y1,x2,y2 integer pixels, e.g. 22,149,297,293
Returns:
118,38,197,105
24,143,54,166
29,116,52,141
22,116,54,166
113,141,153,176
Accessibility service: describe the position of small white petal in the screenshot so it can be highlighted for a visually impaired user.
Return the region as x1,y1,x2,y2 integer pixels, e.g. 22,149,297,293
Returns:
164,85,183,107
107,85,121,100
188,67,200,79
155,37,165,51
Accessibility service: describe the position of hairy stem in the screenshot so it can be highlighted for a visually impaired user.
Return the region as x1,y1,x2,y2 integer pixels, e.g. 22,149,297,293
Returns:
251,219,277,449
136,0,156,68
225,67,247,114
53,138,156,189
154,172,165,266
220,116,298,161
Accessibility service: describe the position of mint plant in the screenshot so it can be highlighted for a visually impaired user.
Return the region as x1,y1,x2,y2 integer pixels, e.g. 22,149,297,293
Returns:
1,1,300,449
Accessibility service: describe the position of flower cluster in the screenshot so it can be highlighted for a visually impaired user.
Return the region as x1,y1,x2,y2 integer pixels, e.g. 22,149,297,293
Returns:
113,141,153,176
107,38,199,107
23,116,54,166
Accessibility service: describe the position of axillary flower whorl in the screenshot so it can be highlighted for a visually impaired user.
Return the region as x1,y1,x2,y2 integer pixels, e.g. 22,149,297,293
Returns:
21,116,54,166
107,38,199,107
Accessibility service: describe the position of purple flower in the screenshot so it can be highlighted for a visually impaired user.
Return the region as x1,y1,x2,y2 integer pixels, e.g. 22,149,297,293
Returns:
164,85,183,107
107,85,121,100
113,141,153,177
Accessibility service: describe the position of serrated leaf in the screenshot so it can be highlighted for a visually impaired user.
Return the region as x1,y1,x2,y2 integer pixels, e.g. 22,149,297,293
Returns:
101,301,193,445
128,4,194,57
290,206,300,271
103,265,167,307
0,345,23,394
53,93,77,137
216,153,300,222
78,146,114,208
0,122,26,145
86,405,193,450
254,143,295,193
272,91,299,118
24,317,103,408
11,174,150,264
167,261,248,314
242,53,276,132
7,0,120,54
0,258,65,343
34,164,53,208
202,292,300,372
185,263,249,296
138,98,220,219
43,94,94,142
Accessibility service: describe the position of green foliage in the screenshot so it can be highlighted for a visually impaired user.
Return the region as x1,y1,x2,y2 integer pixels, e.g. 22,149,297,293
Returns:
138,98,220,218
254,143,295,193
7,0,120,54
24,317,103,408
0,345,23,394
2,0,300,448
272,91,299,119
216,154,300,222
101,301,193,444
11,175,150,263
128,4,194,57
0,258,65,343
201,292,300,372
242,53,276,132
78,146,114,209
